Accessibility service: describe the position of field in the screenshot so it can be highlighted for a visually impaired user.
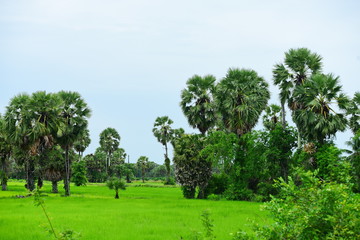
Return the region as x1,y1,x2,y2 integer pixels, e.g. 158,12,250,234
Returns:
0,181,269,240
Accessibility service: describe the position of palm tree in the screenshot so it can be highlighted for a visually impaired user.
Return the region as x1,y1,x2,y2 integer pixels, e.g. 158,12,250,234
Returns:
347,92,360,134
74,129,91,161
273,48,323,128
180,74,216,135
106,177,126,199
137,156,149,183
152,116,174,184
215,68,270,137
57,91,91,196
99,127,120,175
5,92,62,191
292,73,349,144
262,104,282,131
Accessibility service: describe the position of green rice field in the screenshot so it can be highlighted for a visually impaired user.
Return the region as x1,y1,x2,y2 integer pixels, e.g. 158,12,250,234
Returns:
0,180,270,239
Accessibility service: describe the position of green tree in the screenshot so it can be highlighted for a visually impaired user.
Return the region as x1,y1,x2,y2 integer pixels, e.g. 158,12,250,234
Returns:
215,68,270,137
99,128,120,175
57,91,91,196
106,177,126,199
173,134,212,199
43,145,64,193
273,48,323,128
5,92,62,191
73,129,91,161
292,73,348,144
180,74,216,135
72,161,87,186
152,116,174,184
262,104,282,131
0,115,11,191
137,156,149,183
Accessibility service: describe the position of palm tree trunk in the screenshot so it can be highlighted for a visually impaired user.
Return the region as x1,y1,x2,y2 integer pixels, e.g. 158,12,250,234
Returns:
26,158,36,191
164,143,170,184
281,102,286,128
64,145,71,196
297,131,301,149
115,190,119,199
51,181,58,193
1,158,7,191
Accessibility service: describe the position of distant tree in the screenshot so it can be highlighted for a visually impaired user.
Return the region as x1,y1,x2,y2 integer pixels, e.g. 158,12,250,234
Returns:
110,148,126,177
262,104,282,131
137,156,149,183
180,74,216,135
106,177,126,199
73,129,91,161
215,68,270,137
99,128,120,175
152,116,174,184
57,91,91,196
84,148,106,182
72,161,87,186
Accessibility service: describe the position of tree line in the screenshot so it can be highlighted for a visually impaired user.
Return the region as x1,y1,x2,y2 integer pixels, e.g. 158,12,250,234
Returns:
153,47,360,200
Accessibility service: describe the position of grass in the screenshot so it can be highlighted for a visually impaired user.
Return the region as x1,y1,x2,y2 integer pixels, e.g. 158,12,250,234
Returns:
0,180,270,240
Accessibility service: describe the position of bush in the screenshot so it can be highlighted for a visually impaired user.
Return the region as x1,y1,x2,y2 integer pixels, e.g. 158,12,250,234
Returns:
204,173,229,197
253,170,360,239
164,177,175,185
71,161,87,186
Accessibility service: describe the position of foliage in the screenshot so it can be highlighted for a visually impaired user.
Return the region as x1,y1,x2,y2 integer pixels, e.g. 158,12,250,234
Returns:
254,170,360,240
346,92,360,134
180,74,216,135
292,73,349,143
215,68,270,136
106,177,126,199
71,161,87,186
347,131,360,192
99,127,120,174
173,134,212,199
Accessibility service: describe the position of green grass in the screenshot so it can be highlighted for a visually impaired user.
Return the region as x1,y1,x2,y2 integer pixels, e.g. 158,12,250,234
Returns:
0,180,270,240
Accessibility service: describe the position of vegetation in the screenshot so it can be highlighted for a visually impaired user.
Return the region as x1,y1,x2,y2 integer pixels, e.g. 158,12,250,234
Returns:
106,177,126,199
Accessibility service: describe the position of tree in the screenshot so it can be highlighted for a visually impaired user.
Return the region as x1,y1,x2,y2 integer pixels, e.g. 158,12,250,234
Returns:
0,115,11,191
99,128,120,175
262,104,282,131
72,161,87,186
347,92,360,134
292,73,348,144
5,92,62,191
73,129,91,161
273,48,323,128
152,116,174,184
137,156,149,183
43,145,65,193
180,74,216,135
57,91,91,196
106,177,126,199
215,68,270,137
173,134,212,199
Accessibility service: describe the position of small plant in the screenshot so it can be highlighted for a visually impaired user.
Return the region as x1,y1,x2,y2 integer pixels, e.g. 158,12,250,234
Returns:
33,188,81,239
201,210,214,239
106,177,126,199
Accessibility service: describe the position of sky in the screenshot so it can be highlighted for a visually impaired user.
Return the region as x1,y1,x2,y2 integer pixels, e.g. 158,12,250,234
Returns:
1,0,360,164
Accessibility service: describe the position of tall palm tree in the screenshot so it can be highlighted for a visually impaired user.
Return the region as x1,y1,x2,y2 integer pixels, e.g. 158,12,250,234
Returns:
99,127,120,175
215,68,270,137
292,73,349,144
152,116,174,184
57,91,91,196
273,48,323,127
137,156,149,183
180,74,216,135
74,129,91,161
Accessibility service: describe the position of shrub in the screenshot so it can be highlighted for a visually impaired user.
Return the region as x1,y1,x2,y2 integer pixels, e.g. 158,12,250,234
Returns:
71,161,87,186
254,170,360,239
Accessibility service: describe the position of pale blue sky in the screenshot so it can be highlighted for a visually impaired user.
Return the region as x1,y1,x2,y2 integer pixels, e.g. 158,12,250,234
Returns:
1,0,359,163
